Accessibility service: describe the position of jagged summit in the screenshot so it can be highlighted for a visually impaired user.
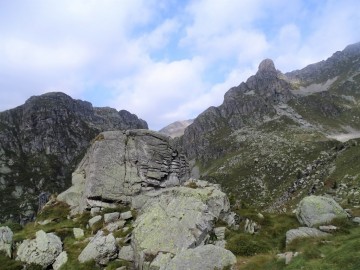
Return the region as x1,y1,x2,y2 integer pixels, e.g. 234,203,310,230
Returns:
258,58,276,73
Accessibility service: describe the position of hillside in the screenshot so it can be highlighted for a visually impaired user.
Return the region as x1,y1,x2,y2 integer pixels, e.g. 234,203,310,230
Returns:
159,119,194,138
181,42,360,211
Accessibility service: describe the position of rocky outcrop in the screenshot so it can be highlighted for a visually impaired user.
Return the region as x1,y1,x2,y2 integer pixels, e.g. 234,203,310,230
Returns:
0,226,13,257
165,244,237,270
296,196,349,227
286,227,329,245
78,230,118,265
58,130,189,214
131,179,236,268
16,230,62,267
0,92,147,223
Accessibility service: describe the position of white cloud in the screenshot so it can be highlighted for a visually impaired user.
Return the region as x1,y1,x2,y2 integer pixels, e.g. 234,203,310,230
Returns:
1,0,360,130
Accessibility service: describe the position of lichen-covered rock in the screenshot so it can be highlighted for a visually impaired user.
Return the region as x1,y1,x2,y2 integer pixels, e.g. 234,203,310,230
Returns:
165,244,236,270
73,228,85,239
131,180,234,268
104,212,120,223
16,230,62,267
0,226,13,257
286,227,329,245
296,196,348,227
58,130,189,213
78,230,118,265
118,245,135,262
53,251,68,270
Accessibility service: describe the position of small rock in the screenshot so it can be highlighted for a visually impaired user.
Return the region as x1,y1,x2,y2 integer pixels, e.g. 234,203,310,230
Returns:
53,251,68,270
88,215,102,227
120,211,133,220
105,220,126,232
104,212,120,224
91,207,101,216
16,230,63,267
286,227,329,245
257,213,264,219
352,217,360,224
118,245,134,262
73,228,85,239
78,231,118,265
214,227,226,241
0,226,13,258
319,225,337,233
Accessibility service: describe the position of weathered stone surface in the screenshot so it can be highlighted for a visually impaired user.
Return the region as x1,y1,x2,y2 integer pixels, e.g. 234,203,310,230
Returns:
104,212,120,223
16,230,62,267
73,228,85,239
58,130,189,213
166,245,236,270
118,245,135,262
131,180,235,268
0,226,13,257
120,211,133,220
88,215,102,227
78,230,118,265
319,225,338,233
149,252,173,270
296,196,348,227
53,251,68,270
105,220,126,232
286,227,329,245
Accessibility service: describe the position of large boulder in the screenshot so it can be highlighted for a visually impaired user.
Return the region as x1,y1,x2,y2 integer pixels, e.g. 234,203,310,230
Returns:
0,226,13,257
131,180,234,268
78,230,118,265
58,130,189,214
296,196,348,227
165,244,237,270
286,227,329,245
16,230,62,267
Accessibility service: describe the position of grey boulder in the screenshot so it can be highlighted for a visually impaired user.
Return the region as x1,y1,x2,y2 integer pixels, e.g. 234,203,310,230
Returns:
53,251,68,270
78,230,118,265
165,244,236,270
296,196,348,227
286,227,329,245
58,130,189,214
131,180,235,268
16,230,62,267
0,226,13,257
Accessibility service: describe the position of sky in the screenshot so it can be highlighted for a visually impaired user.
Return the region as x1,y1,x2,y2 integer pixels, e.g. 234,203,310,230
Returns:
1,0,360,130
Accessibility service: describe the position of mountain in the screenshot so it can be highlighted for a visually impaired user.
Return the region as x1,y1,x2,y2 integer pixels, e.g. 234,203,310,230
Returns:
181,42,360,211
0,92,147,223
159,119,194,138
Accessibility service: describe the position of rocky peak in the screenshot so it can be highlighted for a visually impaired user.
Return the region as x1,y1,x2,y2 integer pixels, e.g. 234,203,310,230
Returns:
257,58,277,74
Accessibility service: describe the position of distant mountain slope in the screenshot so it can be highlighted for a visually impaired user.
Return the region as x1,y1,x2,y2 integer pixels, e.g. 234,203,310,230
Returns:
159,119,194,138
0,92,147,223
180,42,360,211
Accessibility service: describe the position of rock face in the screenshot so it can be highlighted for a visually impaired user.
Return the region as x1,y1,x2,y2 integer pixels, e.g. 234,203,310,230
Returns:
131,179,235,268
0,92,147,223
165,244,237,270
286,227,329,245
16,230,62,267
58,130,189,213
0,226,13,257
78,230,118,265
296,196,348,227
